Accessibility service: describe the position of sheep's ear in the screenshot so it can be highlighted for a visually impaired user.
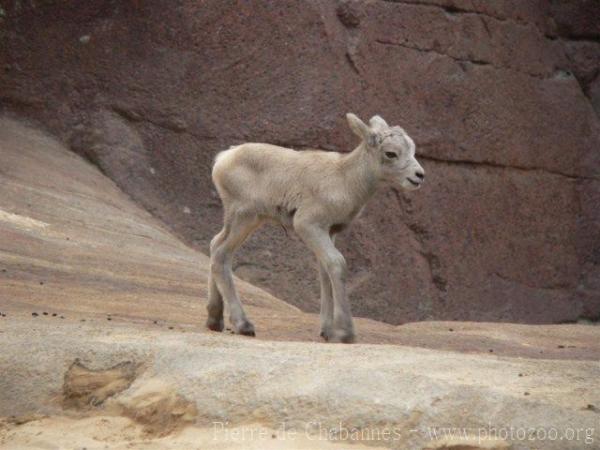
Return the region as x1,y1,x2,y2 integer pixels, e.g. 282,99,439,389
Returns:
369,115,389,131
346,113,370,141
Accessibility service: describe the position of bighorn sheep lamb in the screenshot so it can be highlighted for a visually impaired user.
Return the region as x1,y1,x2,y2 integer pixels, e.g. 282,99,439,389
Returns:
207,113,425,343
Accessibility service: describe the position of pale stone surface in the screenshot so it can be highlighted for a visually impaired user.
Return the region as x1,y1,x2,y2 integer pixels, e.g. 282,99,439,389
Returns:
1,318,599,449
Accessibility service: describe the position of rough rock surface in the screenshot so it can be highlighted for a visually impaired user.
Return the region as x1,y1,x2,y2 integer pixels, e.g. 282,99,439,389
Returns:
1,1,599,326
1,118,600,450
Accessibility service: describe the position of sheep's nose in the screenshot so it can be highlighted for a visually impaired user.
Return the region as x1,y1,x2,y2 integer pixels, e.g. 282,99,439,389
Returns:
415,170,425,180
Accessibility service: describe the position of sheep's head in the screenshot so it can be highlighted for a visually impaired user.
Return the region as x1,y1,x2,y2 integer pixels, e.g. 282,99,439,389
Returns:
346,113,425,190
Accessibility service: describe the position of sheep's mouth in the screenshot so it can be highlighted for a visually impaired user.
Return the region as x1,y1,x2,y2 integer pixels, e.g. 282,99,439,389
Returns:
407,178,421,187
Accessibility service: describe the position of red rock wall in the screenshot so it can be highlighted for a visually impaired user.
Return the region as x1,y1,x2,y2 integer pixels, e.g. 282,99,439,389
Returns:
1,0,599,324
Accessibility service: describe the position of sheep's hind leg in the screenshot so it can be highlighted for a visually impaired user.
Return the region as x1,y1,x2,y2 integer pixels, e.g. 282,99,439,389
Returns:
206,274,224,331
206,230,227,331
210,212,260,336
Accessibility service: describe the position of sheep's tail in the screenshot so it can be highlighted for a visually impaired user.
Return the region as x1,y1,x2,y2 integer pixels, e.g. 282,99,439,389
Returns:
213,145,239,168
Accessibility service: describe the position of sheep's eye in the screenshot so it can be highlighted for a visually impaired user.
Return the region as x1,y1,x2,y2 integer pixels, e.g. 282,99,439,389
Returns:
384,152,398,159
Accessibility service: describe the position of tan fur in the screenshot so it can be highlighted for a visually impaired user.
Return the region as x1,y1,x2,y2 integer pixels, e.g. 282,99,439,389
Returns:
207,113,424,343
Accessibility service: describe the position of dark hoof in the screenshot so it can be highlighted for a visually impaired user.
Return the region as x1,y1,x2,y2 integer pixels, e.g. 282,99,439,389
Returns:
235,320,256,337
206,317,224,332
320,330,330,342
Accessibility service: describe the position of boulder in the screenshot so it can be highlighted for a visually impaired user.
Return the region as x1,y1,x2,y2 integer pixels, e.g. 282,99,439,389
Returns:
1,0,598,324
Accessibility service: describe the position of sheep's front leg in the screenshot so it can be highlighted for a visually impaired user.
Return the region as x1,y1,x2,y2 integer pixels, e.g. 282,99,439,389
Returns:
318,261,334,339
296,223,355,343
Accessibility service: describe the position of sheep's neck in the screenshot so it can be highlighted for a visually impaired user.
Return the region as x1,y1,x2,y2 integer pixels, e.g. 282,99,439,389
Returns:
340,143,379,207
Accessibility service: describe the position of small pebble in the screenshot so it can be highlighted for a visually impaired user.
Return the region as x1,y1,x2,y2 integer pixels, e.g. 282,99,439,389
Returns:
518,373,524,377
557,345,565,349
168,326,174,330
32,312,38,317
488,349,494,353
107,317,112,321
153,320,158,324
60,316,64,319
43,312,48,316
39,281,44,285
524,392,530,396
52,313,57,317
448,328,454,332
80,319,86,322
